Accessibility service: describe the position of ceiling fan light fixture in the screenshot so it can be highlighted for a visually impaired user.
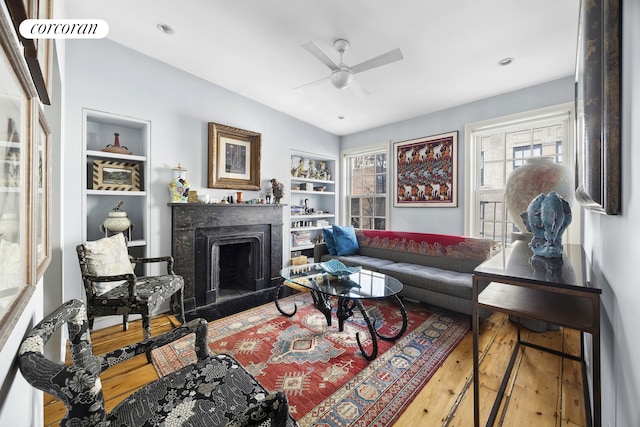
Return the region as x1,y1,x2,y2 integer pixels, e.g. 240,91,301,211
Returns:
331,69,353,89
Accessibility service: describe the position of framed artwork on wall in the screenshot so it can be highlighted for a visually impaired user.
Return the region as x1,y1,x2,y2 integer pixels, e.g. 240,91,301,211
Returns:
393,131,458,207
92,160,141,191
0,3,39,350
33,106,51,280
574,0,621,215
207,122,261,190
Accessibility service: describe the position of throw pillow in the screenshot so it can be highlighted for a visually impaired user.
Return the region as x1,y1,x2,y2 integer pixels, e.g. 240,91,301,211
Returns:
332,225,359,256
323,228,337,255
83,233,133,295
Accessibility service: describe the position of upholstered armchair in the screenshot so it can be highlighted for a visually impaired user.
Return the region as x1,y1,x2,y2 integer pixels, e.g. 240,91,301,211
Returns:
18,299,291,427
76,233,185,339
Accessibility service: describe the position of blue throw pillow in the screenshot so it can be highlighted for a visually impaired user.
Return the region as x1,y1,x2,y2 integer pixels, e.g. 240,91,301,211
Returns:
332,225,359,256
323,228,337,255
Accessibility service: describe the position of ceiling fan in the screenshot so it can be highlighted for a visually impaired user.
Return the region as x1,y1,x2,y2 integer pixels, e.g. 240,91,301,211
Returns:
294,39,403,96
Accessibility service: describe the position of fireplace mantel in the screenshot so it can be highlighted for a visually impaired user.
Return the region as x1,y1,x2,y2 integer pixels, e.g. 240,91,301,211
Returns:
170,203,284,317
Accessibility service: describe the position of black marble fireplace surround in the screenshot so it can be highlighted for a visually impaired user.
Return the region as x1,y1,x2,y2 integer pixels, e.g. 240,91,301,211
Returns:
170,204,284,320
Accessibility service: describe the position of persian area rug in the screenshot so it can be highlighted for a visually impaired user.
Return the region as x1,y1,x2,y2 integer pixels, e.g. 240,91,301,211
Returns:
151,292,469,426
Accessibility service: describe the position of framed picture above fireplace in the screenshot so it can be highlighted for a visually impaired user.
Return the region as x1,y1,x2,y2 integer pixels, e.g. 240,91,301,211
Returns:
208,122,261,191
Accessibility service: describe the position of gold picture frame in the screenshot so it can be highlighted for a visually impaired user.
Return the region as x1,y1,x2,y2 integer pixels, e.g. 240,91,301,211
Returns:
92,160,141,191
208,122,261,190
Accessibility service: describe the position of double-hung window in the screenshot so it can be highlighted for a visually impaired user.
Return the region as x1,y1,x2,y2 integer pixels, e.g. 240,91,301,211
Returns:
342,144,389,230
465,104,574,244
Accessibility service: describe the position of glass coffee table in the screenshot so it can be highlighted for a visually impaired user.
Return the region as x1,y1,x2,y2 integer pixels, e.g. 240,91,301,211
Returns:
277,263,407,360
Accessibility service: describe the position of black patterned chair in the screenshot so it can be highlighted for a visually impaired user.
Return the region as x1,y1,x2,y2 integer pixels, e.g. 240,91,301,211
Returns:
76,233,185,339
18,299,291,427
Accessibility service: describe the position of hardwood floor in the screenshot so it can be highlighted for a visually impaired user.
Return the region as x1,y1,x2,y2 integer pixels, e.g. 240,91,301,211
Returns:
44,310,586,427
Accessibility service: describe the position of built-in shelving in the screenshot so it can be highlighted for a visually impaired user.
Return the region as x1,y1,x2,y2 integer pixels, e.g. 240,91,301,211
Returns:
289,151,337,263
81,109,151,272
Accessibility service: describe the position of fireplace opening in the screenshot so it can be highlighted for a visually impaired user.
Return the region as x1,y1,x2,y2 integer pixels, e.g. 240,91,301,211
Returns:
218,241,253,299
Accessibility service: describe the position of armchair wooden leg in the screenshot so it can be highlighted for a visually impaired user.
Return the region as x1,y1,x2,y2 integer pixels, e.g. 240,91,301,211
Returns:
142,315,151,339
122,314,129,331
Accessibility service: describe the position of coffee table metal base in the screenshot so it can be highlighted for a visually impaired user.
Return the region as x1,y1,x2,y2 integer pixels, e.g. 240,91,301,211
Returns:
274,282,408,360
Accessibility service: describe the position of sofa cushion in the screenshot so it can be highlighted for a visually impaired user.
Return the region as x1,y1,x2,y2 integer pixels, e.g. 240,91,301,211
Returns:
378,262,474,300
333,225,359,256
323,228,337,255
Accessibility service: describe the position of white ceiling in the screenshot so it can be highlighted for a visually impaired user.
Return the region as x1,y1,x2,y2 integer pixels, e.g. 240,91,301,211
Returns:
64,0,580,136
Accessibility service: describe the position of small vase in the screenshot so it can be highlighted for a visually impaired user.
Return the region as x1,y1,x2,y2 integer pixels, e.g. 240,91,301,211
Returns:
236,191,243,204
169,164,190,203
100,211,132,234
505,157,573,235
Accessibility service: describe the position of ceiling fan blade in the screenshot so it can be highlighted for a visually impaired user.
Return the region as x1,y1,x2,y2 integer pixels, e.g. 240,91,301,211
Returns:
292,75,329,91
350,48,403,74
301,41,340,71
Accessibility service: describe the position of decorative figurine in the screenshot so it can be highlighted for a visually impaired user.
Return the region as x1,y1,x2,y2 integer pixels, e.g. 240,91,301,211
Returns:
318,161,331,180
271,178,285,204
520,191,572,258
308,159,318,179
293,158,307,178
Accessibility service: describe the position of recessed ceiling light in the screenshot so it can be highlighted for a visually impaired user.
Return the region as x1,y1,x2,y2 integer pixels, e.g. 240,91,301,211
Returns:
157,23,174,35
337,116,345,120
497,57,514,67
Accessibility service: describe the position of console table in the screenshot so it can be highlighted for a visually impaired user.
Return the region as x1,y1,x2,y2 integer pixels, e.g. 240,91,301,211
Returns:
472,240,600,427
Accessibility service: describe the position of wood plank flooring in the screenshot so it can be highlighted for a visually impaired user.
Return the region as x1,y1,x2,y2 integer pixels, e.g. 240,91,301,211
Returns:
44,309,586,427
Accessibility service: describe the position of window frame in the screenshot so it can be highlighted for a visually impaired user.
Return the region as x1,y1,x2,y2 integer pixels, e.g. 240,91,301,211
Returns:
340,142,390,230
464,103,578,244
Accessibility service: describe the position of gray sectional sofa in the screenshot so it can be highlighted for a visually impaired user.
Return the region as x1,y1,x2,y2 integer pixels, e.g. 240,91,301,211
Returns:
314,229,502,319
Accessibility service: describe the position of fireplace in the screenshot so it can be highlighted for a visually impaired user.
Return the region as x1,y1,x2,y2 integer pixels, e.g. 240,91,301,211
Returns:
170,204,283,318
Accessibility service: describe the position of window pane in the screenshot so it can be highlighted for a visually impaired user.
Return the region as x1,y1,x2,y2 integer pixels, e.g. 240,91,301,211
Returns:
362,198,374,216
374,197,385,216
350,198,360,216
376,175,386,194
481,162,504,188
362,174,376,195
360,217,372,229
351,217,360,228
376,153,387,173
480,134,504,161
374,218,385,230
479,193,504,222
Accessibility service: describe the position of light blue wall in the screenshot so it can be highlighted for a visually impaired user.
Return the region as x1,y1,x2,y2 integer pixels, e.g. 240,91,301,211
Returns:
62,39,340,308
581,1,640,425
341,76,575,234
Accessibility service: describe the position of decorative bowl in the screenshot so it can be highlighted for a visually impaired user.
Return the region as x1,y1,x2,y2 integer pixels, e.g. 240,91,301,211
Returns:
314,186,326,192
319,259,361,277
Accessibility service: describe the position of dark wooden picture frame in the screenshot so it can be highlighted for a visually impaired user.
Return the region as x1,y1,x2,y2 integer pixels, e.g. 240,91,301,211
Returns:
574,0,621,214
92,160,141,191
208,122,261,190
5,0,50,105
393,131,458,207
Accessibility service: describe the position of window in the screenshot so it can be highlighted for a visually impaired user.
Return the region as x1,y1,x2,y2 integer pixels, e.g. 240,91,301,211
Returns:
342,144,388,230
465,104,574,244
